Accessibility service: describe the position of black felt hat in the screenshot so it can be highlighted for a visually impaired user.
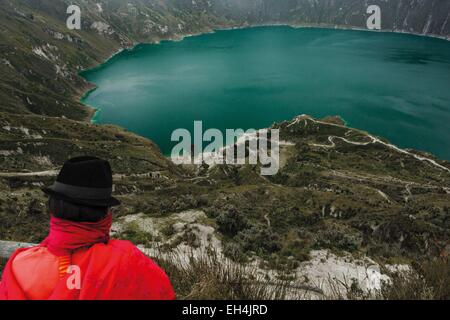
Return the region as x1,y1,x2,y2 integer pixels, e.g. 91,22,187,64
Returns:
43,156,121,207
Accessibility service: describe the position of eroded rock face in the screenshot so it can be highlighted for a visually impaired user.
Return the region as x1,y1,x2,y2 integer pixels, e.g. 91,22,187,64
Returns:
90,21,114,35
1,0,448,120
212,0,450,37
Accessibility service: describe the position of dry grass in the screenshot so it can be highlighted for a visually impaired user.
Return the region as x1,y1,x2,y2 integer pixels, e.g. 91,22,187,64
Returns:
153,249,450,300
151,248,314,300
378,257,450,300
1,246,449,300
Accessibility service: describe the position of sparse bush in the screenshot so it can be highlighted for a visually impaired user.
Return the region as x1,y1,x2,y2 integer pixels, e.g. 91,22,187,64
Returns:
204,206,220,219
313,228,362,252
379,257,450,300
216,205,248,236
379,269,433,300
179,227,201,248
152,249,295,300
27,199,44,216
373,215,441,256
158,195,199,214
284,166,321,187
196,194,209,207
160,223,176,238
419,257,450,299
237,225,281,255
280,240,310,262
117,222,156,247
223,242,247,263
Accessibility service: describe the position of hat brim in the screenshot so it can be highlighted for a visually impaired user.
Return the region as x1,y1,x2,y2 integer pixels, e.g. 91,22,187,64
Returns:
42,187,121,207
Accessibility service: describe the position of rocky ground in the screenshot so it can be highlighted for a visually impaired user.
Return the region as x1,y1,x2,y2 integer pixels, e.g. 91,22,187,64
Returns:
1,0,450,299
1,114,449,296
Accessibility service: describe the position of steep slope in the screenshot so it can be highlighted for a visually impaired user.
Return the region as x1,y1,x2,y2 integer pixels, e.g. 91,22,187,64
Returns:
0,0,449,274
1,115,449,269
213,0,450,37
1,0,449,120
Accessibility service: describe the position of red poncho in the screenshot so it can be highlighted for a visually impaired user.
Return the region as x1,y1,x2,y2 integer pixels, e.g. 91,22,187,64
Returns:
0,214,175,300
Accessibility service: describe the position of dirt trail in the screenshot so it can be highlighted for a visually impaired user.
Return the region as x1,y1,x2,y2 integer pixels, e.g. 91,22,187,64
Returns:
0,170,166,180
289,115,450,174
0,170,59,177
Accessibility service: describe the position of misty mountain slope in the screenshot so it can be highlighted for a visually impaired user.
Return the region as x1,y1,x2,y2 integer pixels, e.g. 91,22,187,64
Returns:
1,0,448,120
212,0,450,37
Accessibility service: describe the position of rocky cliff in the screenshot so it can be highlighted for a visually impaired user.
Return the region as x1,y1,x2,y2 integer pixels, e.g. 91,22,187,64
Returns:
214,0,450,37
1,0,449,121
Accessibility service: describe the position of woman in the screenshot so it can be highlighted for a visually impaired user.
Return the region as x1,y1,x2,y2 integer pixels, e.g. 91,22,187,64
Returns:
0,156,175,300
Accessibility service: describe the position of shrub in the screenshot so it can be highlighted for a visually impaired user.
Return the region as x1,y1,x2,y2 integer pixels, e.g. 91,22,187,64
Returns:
237,225,281,255
418,257,450,299
379,257,450,300
287,168,320,187
116,222,156,247
152,249,296,300
223,242,247,263
313,229,362,252
216,205,248,236
280,240,310,262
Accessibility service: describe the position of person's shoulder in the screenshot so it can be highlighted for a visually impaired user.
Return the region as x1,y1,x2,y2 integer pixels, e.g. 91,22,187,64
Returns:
82,240,146,271
106,241,165,272
107,239,140,253
13,246,53,261
91,240,164,272
91,240,176,299
12,246,56,272
91,239,146,260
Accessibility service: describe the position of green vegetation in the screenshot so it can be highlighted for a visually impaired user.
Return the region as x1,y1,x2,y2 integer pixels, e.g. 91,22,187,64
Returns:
0,113,174,174
152,249,301,300
1,115,449,271
150,250,450,300
115,221,158,248
0,0,449,299
379,257,450,300
1,246,448,300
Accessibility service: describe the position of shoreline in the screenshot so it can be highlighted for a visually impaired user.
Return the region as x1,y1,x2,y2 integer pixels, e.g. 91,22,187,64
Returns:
76,24,450,162
215,22,450,42
78,22,450,116
76,83,99,122
78,23,450,124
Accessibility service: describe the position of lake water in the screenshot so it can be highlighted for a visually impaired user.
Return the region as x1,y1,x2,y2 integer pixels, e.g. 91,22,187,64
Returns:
81,26,450,159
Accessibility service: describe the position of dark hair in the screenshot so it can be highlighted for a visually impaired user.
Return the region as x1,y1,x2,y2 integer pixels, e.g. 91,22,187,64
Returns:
48,197,109,222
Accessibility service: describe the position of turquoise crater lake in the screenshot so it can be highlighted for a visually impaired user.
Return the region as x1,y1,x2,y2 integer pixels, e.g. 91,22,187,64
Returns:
81,26,450,159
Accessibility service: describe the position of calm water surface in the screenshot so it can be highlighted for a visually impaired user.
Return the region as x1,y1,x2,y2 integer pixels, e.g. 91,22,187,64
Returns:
81,27,450,159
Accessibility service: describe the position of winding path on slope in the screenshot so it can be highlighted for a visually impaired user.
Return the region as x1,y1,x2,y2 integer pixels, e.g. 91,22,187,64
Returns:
1,116,449,178
288,115,450,174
